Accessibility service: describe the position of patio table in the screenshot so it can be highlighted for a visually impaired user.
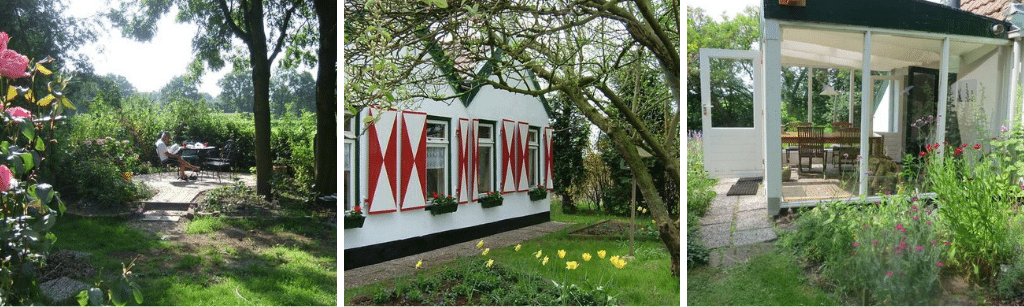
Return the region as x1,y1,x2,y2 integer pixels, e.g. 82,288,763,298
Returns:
782,131,884,156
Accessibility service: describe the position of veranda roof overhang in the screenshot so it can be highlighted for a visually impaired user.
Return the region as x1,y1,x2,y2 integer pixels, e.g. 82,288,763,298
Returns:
765,0,1012,72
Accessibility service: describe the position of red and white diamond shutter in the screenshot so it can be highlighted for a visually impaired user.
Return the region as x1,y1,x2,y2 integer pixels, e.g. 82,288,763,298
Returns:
471,119,480,201
517,122,530,191
366,108,399,214
400,111,427,211
545,126,553,190
456,118,474,204
501,119,517,193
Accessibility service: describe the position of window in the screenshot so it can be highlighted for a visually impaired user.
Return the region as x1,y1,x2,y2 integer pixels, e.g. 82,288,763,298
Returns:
477,122,495,195
425,119,449,199
528,127,539,187
344,117,357,211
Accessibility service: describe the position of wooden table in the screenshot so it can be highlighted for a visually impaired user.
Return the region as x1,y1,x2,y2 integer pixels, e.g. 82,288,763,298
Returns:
781,132,884,156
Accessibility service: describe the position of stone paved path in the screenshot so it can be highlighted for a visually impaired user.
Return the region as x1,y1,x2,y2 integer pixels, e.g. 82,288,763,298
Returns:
343,221,572,289
133,171,256,203
699,177,778,267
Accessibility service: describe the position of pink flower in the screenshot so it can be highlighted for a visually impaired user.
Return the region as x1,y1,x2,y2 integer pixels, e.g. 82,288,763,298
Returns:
0,32,30,79
961,143,968,148
873,240,878,245
916,245,923,251
863,224,869,230
920,151,927,157
853,242,859,247
937,262,944,267
926,221,932,226
945,241,951,246
6,107,30,121
0,165,15,191
913,216,919,220
886,271,893,277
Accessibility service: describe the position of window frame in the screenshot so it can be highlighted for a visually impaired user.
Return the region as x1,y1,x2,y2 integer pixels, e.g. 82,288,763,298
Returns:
425,117,450,200
528,126,540,187
477,121,496,196
344,118,357,211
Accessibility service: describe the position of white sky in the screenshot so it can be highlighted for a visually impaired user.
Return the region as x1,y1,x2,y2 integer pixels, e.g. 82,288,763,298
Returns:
65,0,234,96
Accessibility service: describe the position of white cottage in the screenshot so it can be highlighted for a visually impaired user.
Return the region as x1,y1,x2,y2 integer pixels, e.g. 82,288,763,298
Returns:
343,50,554,269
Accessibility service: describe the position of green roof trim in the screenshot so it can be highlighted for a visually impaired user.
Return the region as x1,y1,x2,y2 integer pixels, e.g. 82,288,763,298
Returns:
763,0,1011,39
417,30,553,119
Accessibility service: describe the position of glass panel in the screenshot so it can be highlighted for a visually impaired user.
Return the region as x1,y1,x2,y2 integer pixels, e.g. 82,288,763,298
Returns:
478,146,492,193
529,148,538,186
344,142,353,210
426,122,446,139
478,125,491,140
426,146,446,198
709,58,754,128
344,142,352,171
529,129,538,143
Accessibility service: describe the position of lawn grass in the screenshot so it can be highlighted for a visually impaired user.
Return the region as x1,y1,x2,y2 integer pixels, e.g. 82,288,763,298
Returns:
345,201,679,306
185,216,227,234
687,251,836,306
49,214,336,306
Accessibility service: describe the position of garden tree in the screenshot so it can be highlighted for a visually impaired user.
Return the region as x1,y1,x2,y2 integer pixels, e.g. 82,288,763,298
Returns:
0,0,99,73
217,68,254,113
686,6,761,131
580,148,612,212
159,75,203,104
312,0,337,197
549,94,589,213
107,0,317,197
346,0,682,276
64,72,136,113
270,67,316,118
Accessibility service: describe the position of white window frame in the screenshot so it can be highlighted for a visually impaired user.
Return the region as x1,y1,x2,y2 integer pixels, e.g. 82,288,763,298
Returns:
477,122,495,196
528,127,540,187
344,118,357,211
426,119,449,199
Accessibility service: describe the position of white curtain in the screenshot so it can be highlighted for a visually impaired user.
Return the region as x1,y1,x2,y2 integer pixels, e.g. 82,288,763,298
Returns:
427,146,446,169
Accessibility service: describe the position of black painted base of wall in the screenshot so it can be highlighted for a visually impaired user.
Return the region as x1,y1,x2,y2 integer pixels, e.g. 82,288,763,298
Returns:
344,211,550,270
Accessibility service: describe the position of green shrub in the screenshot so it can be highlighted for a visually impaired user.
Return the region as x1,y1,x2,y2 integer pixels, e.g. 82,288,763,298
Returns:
687,213,710,268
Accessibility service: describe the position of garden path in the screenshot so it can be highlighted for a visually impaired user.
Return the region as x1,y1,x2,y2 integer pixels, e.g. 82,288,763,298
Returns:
133,171,256,203
343,221,572,289
699,178,778,267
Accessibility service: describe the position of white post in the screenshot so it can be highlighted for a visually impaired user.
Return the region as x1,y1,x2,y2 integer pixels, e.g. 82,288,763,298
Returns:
936,38,950,158
1013,38,1022,123
808,67,814,123
765,20,783,215
850,69,855,122
859,31,872,196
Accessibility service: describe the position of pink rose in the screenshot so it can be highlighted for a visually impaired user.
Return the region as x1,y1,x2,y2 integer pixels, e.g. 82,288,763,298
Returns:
0,165,15,191
0,33,30,79
6,107,30,121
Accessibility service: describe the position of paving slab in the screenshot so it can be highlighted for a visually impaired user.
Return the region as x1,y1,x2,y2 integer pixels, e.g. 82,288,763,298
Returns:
735,209,771,231
40,277,90,305
737,194,766,212
699,223,732,249
733,228,777,246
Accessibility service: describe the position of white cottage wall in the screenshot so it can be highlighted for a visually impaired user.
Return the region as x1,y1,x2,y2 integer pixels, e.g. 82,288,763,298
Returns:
347,81,551,250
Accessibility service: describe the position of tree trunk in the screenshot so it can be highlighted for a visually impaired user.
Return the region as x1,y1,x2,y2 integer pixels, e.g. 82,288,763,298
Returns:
247,2,273,197
313,0,338,197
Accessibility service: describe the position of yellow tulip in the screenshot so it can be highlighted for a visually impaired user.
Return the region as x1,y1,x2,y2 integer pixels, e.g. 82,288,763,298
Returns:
477,240,485,249
535,250,543,258
598,250,606,259
558,250,566,259
486,259,494,268
542,256,549,265
612,258,627,269
610,256,619,264
566,261,579,270
515,244,521,252
415,260,423,269
482,248,490,256
582,253,592,261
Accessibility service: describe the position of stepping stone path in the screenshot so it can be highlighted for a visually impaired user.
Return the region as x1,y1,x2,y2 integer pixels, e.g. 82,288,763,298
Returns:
699,178,779,267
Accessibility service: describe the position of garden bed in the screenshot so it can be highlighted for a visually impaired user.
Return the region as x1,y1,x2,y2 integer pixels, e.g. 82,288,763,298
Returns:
567,219,660,242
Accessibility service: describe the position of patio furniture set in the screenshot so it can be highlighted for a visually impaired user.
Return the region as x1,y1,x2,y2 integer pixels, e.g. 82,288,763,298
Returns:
782,122,884,174
178,140,235,182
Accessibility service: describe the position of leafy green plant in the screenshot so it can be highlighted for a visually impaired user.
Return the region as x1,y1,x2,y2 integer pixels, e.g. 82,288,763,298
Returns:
77,256,143,306
0,31,70,305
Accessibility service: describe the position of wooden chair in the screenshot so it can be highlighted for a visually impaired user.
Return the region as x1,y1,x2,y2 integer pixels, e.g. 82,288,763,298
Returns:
785,123,812,165
797,126,826,173
834,127,860,171
832,122,854,129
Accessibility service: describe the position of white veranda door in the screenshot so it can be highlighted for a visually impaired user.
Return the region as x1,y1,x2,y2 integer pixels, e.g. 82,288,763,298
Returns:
699,48,764,177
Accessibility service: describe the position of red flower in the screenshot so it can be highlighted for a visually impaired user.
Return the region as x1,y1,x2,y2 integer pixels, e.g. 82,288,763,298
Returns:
853,242,860,247
974,144,982,149
886,271,894,277
6,107,30,122
920,151,927,157
433,192,439,199
954,147,963,156
353,206,362,213
937,262,944,267
926,144,933,151
0,165,13,191
961,143,968,148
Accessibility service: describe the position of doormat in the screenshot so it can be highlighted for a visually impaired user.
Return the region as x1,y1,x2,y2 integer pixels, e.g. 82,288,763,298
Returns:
727,177,762,196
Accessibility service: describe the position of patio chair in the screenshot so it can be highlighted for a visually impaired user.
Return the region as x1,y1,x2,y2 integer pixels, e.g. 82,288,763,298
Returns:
833,127,860,171
785,122,812,165
832,122,854,129
797,126,826,173
203,140,235,182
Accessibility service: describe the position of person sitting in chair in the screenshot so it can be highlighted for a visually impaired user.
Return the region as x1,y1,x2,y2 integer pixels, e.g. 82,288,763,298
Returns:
155,131,200,181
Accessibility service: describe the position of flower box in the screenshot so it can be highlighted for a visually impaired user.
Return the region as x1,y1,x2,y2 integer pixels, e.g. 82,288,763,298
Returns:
344,215,365,229
480,198,503,208
529,189,547,201
429,203,458,215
